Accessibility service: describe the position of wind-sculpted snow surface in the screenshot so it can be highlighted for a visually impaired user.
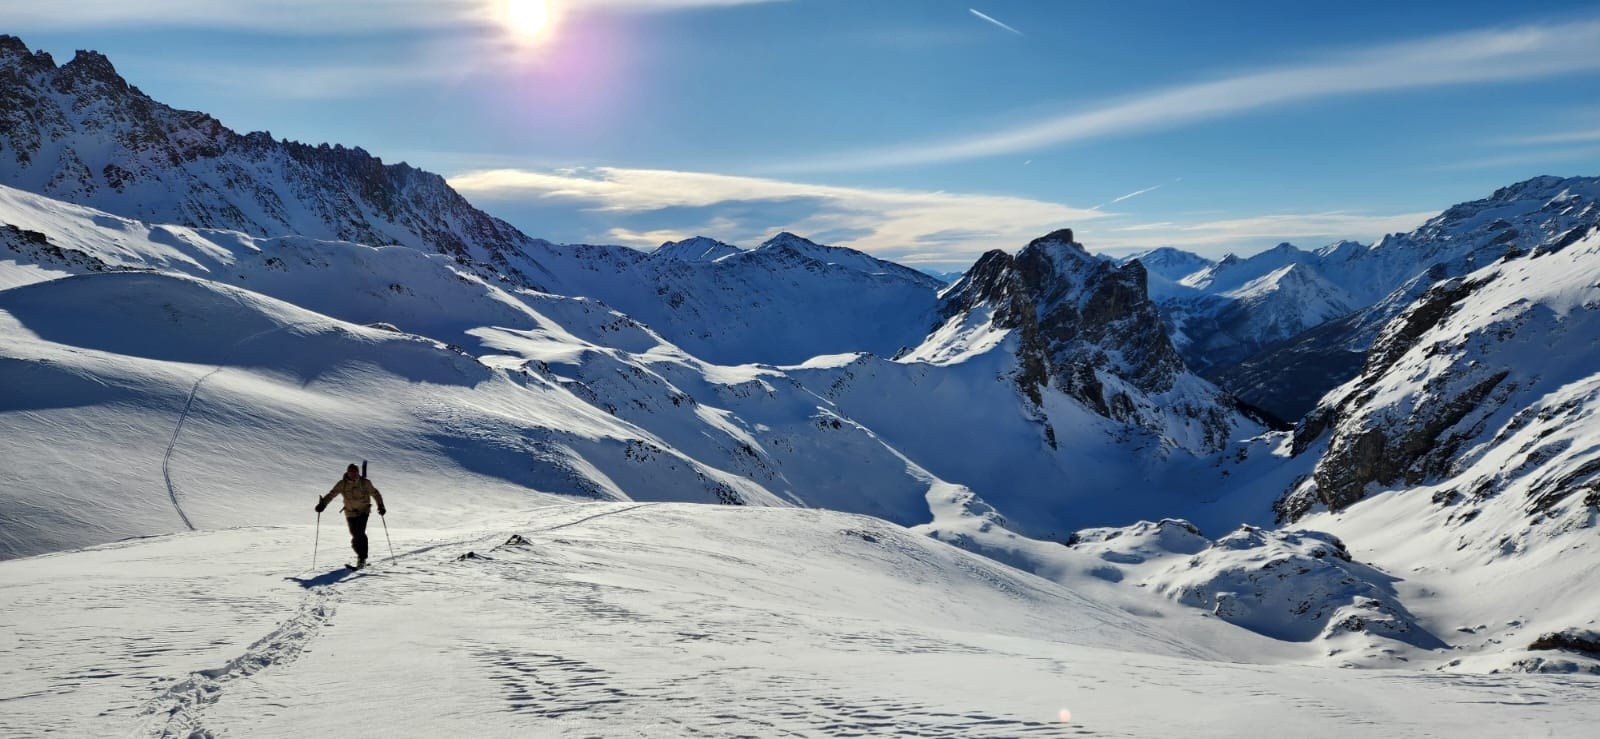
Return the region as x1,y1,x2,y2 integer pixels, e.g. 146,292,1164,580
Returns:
6,505,1600,737
1069,521,1445,659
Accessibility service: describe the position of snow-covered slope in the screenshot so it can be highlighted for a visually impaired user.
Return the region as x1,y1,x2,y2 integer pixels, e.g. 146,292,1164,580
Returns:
2,184,1277,561
0,186,1010,557
0,36,560,289
7,504,1598,738
535,232,945,365
1138,242,1360,385
1284,224,1600,524
1262,225,1600,674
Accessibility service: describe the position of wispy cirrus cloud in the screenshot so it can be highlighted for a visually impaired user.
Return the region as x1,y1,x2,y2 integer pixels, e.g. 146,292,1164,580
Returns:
449,166,1103,265
969,8,1023,36
784,19,1600,171
448,165,1430,264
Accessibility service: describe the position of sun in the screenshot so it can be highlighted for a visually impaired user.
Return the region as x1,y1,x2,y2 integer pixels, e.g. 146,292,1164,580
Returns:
502,0,557,45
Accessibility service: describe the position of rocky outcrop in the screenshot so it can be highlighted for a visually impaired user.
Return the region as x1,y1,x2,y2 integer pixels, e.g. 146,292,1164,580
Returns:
934,229,1248,452
942,229,1183,408
1530,628,1600,655
1281,225,1600,526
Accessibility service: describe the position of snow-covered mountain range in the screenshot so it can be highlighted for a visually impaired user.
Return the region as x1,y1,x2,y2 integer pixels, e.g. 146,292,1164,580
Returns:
1126,176,1600,421
4,34,1600,732
532,232,947,365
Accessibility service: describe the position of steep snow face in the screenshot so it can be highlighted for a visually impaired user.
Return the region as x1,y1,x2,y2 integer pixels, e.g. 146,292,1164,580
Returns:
1180,243,1317,293
1286,226,1600,522
924,229,1255,454
1259,227,1600,665
0,36,559,288
1165,262,1361,379
1149,242,1359,384
535,232,945,366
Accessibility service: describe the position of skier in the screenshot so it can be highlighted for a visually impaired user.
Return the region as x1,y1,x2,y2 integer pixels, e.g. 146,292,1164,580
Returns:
316,463,386,569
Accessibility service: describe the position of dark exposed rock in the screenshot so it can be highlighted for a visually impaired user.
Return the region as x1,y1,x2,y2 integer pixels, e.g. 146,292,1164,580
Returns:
1529,629,1600,655
1311,370,1509,514
937,230,1241,450
1362,275,1488,378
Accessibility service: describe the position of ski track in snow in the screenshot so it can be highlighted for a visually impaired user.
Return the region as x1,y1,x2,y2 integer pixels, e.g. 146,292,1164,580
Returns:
158,367,218,532
157,320,326,536
133,503,659,739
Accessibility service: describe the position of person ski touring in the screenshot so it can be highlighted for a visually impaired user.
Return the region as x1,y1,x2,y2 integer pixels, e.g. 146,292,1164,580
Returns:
316,463,386,569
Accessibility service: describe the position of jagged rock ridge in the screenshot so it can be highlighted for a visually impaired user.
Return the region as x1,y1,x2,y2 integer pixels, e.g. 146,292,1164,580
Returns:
928,229,1254,452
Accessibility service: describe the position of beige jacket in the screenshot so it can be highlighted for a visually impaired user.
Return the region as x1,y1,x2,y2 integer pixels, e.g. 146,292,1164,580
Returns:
320,477,384,518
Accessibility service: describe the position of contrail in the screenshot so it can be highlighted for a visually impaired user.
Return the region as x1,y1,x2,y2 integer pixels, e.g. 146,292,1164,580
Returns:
1110,184,1162,204
970,8,1023,36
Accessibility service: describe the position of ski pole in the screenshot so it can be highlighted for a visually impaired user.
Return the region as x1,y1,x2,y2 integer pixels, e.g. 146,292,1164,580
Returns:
380,512,395,562
312,510,322,570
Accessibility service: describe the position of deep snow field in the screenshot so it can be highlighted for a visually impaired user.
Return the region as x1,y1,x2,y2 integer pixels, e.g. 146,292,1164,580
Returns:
6,503,1599,738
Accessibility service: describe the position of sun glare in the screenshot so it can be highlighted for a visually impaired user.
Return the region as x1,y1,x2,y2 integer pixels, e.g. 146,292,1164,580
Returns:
502,0,557,45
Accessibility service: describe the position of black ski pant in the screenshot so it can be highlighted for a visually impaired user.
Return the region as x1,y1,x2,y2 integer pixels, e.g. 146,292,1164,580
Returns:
346,511,370,560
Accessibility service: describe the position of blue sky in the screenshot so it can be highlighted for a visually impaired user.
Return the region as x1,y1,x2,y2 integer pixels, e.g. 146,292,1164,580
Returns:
8,0,1600,269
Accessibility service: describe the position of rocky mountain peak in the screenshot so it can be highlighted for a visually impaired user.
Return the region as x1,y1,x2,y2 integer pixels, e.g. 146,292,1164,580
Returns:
59,49,122,84
758,231,823,254
0,35,55,73
936,229,1242,450
1026,227,1077,249
0,34,31,58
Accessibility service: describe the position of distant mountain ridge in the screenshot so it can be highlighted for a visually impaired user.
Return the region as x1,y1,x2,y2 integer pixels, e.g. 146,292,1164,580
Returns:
0,35,562,289
527,231,947,365
1126,176,1600,421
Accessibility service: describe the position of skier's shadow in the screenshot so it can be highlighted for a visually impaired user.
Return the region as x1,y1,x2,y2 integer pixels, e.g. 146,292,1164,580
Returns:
285,568,359,588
